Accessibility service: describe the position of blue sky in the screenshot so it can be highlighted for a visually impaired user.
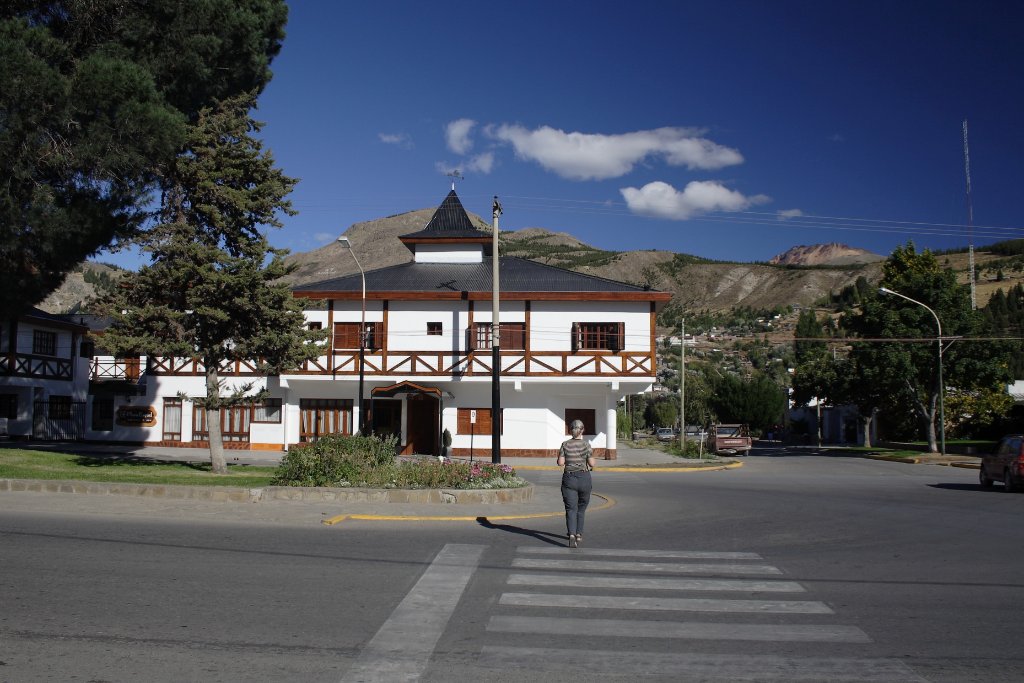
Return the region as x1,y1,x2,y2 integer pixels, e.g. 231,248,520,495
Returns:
103,1,1024,267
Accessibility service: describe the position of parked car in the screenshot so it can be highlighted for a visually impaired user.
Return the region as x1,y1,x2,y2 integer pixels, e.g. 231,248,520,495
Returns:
710,423,753,455
656,427,676,442
979,434,1024,492
683,425,707,441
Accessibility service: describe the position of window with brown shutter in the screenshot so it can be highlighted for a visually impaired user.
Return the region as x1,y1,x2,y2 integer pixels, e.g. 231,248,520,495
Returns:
472,322,525,350
457,407,504,434
333,322,383,350
572,322,624,352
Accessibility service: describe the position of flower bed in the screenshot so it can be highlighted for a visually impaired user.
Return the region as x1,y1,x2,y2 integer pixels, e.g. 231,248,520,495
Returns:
271,434,527,489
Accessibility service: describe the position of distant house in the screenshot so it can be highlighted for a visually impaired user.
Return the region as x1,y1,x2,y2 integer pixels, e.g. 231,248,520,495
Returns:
0,307,91,439
86,190,672,458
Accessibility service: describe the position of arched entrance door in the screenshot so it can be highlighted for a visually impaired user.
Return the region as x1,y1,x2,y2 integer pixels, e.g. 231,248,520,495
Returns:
405,394,438,456
370,381,446,456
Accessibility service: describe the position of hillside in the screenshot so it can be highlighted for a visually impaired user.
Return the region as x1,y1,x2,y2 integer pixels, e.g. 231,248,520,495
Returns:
41,209,1023,317
280,208,885,313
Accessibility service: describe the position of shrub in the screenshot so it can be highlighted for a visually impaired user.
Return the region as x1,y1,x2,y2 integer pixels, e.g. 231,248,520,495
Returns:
271,434,527,489
271,433,399,487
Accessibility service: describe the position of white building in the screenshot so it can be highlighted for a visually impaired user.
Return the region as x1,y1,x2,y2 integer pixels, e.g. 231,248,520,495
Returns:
84,190,672,458
1,307,91,439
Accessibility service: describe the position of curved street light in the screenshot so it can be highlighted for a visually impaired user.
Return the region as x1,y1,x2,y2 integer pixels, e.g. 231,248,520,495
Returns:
879,287,945,455
338,236,366,435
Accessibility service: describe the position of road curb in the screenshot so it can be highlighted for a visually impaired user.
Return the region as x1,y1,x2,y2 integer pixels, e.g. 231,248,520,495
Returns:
865,454,981,468
515,461,743,473
0,478,534,505
321,493,616,525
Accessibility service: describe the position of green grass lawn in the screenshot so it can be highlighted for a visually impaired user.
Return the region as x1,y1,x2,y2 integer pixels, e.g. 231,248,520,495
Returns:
0,449,277,487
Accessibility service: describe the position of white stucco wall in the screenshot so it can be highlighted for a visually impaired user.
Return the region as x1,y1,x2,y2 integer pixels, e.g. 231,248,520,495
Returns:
413,243,484,263
529,300,650,352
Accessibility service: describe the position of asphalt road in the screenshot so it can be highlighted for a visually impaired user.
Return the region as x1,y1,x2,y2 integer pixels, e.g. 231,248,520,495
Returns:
2,446,1023,682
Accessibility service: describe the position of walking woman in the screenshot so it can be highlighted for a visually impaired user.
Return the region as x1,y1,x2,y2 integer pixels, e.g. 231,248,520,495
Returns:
557,419,596,548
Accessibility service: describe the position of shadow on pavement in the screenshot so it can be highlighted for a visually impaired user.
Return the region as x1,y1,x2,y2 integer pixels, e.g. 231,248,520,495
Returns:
928,482,999,492
476,517,566,547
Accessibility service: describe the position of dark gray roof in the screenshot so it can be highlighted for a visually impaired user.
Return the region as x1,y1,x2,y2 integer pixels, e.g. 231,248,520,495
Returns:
293,257,655,295
23,306,89,330
399,190,492,240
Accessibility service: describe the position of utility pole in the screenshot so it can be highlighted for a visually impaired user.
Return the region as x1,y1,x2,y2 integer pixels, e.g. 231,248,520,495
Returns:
491,196,502,464
680,319,686,452
963,120,977,310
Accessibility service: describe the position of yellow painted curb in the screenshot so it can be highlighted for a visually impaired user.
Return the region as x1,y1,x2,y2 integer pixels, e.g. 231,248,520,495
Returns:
515,462,742,473
321,493,616,526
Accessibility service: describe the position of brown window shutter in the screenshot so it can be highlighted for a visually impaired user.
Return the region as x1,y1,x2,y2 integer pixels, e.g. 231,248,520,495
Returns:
467,327,477,350
571,322,579,353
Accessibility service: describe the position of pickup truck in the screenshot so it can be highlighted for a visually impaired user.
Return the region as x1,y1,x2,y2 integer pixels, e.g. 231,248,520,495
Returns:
711,423,752,455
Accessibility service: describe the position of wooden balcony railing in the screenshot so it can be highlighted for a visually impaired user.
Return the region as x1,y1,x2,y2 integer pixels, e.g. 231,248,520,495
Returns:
288,349,656,378
2,353,74,380
121,349,656,379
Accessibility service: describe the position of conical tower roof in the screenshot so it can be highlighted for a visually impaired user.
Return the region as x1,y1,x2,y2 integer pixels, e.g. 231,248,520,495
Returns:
399,190,493,242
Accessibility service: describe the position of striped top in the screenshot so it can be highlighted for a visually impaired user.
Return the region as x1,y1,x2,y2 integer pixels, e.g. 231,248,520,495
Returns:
560,438,592,472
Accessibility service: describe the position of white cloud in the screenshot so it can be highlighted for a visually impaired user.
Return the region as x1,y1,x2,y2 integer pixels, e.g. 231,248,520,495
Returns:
434,161,461,176
445,118,476,154
620,180,769,220
379,132,412,149
466,152,494,174
777,209,804,220
435,152,494,176
488,125,744,180
314,232,335,244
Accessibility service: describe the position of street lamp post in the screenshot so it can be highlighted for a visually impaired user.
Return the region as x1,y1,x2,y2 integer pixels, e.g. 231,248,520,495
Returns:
879,287,945,455
338,236,366,435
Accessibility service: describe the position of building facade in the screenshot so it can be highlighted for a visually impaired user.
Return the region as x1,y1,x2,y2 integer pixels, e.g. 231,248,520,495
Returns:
81,191,672,457
1,308,91,439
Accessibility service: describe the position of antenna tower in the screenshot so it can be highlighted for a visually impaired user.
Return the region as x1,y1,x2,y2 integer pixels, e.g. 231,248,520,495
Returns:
963,120,976,309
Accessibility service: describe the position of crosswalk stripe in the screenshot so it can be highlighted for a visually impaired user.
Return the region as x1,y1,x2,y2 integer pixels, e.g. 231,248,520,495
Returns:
340,543,484,683
512,557,783,575
507,572,805,592
475,646,927,682
487,615,870,642
518,547,763,560
499,591,833,614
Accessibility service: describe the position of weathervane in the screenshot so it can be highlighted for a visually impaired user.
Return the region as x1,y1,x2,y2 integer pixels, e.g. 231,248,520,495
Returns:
446,169,463,190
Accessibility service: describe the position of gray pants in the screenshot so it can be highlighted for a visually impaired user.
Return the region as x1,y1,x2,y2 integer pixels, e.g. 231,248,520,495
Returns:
561,470,592,536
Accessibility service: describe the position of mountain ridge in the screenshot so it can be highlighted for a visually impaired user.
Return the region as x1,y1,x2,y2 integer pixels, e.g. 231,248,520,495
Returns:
44,207,1013,316
278,208,885,313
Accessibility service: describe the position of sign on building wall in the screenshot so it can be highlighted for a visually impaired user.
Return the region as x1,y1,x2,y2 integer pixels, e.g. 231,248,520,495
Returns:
116,405,157,427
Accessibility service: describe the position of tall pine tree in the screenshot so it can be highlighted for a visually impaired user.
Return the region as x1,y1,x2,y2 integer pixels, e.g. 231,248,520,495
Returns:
99,93,322,473
0,0,288,319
